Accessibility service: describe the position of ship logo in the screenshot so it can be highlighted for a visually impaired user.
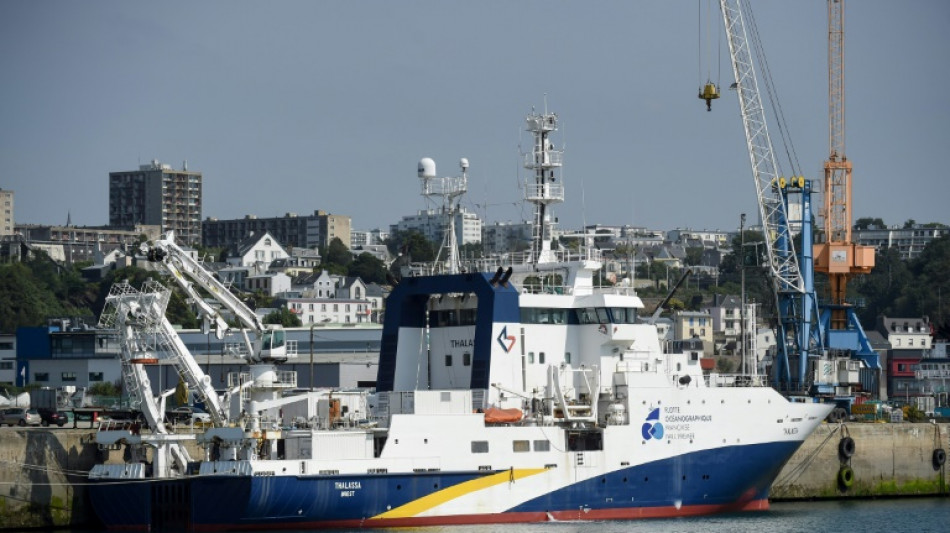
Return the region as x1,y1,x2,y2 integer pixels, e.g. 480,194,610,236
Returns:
497,326,516,353
641,408,664,441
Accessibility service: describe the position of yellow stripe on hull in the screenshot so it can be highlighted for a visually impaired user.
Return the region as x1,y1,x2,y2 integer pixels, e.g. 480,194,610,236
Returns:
373,468,548,519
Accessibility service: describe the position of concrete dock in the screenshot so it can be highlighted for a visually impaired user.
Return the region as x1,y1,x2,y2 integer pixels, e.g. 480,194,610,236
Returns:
0,422,947,529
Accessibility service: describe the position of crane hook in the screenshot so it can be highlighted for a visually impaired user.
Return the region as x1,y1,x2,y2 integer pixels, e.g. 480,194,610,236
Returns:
699,81,720,112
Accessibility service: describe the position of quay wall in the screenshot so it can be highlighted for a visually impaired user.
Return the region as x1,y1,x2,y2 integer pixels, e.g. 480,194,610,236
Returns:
0,423,947,529
772,422,949,499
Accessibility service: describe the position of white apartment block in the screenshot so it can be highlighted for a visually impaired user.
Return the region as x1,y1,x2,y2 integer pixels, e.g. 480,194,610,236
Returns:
284,298,375,325
855,225,949,260
391,208,482,246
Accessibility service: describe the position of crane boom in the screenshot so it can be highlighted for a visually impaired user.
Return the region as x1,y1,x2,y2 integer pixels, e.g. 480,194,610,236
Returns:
814,0,874,329
719,0,804,296
144,232,290,364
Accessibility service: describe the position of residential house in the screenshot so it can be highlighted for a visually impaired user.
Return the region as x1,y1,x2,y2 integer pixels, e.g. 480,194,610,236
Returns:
281,297,374,325
671,310,713,355
293,270,338,299
227,232,289,274
877,315,932,403
269,248,321,277
245,272,292,297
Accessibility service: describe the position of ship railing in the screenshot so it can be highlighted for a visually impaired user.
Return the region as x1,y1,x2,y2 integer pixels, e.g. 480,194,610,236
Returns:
523,149,564,170
469,248,604,272
523,180,565,203
704,373,768,388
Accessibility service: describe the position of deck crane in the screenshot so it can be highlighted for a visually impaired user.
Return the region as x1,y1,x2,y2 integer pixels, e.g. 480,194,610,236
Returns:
716,0,825,396
143,232,289,365
813,0,880,387
92,234,304,481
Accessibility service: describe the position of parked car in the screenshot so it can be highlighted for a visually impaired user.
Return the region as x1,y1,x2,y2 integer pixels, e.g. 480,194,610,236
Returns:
36,408,69,427
165,406,212,425
1,407,41,427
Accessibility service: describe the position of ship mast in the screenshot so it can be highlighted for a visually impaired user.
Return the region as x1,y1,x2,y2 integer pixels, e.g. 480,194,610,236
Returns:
418,157,468,274
523,104,564,264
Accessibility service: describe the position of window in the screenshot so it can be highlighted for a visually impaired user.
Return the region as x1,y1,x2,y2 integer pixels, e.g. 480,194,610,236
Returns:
908,339,914,347
528,352,535,364
89,372,104,382
471,441,489,453
513,440,530,453
539,352,545,364
445,355,453,366
0,361,12,370
565,352,571,364
321,304,326,311
533,440,551,452
333,304,338,312
345,304,350,312
463,353,471,366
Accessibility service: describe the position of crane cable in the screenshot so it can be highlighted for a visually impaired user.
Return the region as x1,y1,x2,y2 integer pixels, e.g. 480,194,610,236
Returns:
741,1,804,178
698,0,721,88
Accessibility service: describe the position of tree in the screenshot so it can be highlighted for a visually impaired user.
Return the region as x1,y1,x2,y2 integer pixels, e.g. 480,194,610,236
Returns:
324,238,353,268
348,253,388,285
854,217,885,230
685,246,704,266
386,230,436,263
716,357,735,373
262,307,302,327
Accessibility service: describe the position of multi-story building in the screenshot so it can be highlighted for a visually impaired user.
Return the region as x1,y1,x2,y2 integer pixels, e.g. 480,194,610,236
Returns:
391,207,481,246
0,188,13,237
855,225,949,260
702,294,757,357
877,315,933,403
666,228,731,249
350,228,389,248
672,310,714,355
109,160,202,246
481,221,532,254
14,223,161,264
203,210,351,251
16,319,122,389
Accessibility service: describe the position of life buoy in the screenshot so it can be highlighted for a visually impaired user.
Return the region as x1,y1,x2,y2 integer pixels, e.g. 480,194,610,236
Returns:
838,436,856,460
933,448,947,470
837,465,854,490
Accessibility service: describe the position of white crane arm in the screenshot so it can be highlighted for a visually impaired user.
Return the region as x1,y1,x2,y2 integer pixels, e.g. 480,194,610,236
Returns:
720,0,804,294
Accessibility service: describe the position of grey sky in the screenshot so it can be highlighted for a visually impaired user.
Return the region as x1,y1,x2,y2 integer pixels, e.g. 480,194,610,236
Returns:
2,1,948,236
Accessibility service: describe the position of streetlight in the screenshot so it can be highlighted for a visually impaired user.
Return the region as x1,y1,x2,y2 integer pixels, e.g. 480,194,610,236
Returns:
740,213,746,375
309,324,315,392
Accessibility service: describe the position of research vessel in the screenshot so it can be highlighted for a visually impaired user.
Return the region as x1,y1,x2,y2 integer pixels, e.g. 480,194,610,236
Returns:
88,106,832,530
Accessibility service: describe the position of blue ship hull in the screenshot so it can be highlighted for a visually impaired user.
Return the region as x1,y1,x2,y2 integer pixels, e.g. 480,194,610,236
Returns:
88,440,800,530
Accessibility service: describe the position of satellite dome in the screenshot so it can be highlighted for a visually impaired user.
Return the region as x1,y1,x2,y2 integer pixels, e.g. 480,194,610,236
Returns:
418,157,436,179
459,158,469,170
